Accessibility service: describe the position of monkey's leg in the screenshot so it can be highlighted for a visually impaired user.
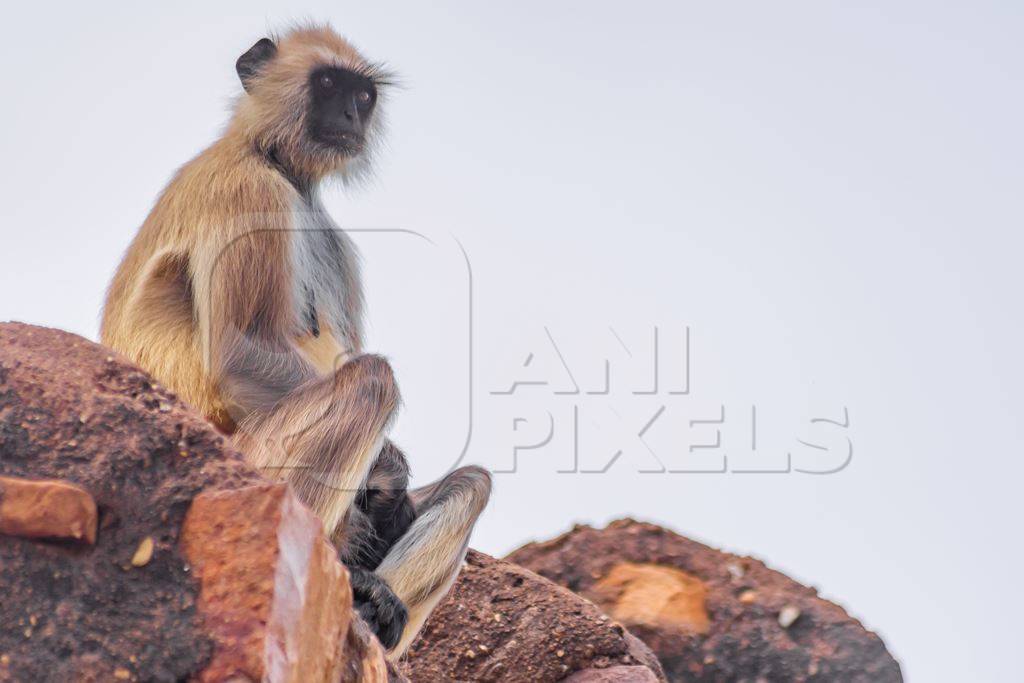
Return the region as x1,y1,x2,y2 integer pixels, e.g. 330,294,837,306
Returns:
374,465,492,658
233,354,399,535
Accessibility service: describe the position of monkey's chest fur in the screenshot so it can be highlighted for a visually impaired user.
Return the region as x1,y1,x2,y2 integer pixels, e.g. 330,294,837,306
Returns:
290,198,365,373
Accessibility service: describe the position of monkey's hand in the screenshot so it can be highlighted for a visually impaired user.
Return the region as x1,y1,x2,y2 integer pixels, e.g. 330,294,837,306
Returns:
348,565,408,650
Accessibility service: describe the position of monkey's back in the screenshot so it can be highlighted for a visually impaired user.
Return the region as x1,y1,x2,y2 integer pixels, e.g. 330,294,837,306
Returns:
100,138,298,431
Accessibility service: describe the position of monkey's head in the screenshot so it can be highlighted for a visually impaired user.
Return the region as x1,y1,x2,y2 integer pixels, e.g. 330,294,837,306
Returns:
232,25,394,182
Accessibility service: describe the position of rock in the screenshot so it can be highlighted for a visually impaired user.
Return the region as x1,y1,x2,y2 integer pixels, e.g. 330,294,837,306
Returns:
0,475,97,544
401,550,666,682
507,519,903,682
340,617,401,683
564,665,661,682
0,323,385,682
181,483,354,682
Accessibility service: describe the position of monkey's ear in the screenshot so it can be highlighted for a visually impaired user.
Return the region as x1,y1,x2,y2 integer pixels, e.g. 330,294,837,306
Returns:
236,38,277,92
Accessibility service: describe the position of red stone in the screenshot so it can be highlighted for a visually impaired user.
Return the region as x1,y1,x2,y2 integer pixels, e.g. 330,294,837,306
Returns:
181,483,358,683
0,475,97,544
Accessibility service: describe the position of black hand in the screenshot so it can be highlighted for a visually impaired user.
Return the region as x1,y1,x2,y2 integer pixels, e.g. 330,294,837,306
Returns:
348,565,408,650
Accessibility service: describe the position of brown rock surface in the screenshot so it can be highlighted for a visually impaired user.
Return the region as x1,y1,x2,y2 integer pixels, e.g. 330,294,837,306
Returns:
401,550,666,682
0,323,384,682
341,617,399,683
564,665,661,682
0,475,98,543
507,519,902,682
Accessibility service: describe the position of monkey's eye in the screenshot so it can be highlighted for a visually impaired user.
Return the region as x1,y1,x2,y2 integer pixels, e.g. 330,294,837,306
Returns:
356,91,372,105
318,74,334,90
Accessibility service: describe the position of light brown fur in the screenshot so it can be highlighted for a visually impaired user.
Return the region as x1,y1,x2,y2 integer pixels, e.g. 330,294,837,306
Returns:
102,27,381,431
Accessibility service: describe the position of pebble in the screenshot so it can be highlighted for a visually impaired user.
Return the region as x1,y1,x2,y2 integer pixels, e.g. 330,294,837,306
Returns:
778,605,801,628
131,537,154,567
739,590,758,604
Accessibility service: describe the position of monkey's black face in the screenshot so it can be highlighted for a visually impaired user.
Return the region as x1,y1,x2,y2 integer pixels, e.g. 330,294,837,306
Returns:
307,66,378,156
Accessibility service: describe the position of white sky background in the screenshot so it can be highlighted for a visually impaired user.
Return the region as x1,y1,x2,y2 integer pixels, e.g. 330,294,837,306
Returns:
1,1,1022,679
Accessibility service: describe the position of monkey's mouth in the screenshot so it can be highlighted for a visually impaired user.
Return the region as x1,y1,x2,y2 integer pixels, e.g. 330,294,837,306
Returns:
318,131,365,155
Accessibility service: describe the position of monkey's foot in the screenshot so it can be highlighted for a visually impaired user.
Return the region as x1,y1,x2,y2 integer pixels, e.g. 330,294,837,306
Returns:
349,565,409,650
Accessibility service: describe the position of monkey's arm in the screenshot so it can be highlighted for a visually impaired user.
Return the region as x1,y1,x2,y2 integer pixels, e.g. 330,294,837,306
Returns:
192,216,317,419
350,441,417,568
338,445,415,650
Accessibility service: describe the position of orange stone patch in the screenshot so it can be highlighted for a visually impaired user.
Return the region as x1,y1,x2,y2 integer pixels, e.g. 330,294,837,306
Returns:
0,475,97,544
589,562,710,635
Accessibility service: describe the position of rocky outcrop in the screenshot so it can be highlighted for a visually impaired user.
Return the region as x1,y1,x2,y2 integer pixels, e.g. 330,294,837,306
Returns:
0,323,903,682
0,323,385,682
401,550,666,682
507,519,903,682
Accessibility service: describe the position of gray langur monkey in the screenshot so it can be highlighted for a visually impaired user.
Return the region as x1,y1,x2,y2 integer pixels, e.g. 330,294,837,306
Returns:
100,24,491,657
